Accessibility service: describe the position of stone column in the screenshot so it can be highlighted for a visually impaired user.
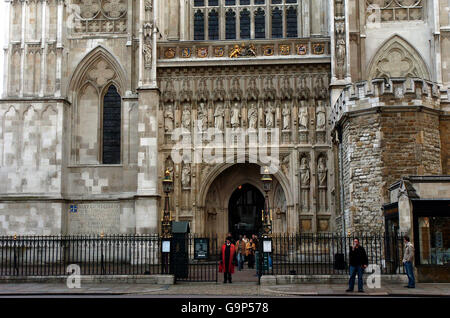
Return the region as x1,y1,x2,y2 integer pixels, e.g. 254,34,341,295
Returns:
39,0,47,97
55,0,63,97
2,0,12,97
302,0,309,37
167,0,180,40
432,0,442,83
19,0,26,97
135,0,160,234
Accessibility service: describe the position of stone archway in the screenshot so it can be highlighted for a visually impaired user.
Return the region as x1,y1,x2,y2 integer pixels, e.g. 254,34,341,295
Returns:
200,163,288,238
228,183,265,240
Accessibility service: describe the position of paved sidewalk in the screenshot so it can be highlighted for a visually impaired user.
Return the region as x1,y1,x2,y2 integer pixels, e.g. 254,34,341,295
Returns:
0,282,449,297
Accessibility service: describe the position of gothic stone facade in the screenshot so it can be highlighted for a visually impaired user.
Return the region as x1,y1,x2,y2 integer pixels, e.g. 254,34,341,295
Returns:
0,0,448,236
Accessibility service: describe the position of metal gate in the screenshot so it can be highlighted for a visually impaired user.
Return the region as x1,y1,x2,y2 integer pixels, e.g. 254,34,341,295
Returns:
258,233,405,278
172,234,219,282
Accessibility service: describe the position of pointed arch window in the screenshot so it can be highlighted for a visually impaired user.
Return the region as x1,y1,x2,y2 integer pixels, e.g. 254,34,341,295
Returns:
286,7,297,38
190,0,301,40
240,9,250,39
226,10,236,39
254,8,265,39
271,7,282,38
208,10,219,40
194,10,205,40
102,84,121,164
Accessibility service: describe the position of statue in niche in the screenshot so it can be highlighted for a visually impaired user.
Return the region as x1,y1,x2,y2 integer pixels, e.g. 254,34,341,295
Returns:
317,156,328,212
231,101,241,128
316,105,326,130
299,106,309,130
214,102,225,130
336,37,346,79
265,101,275,128
164,103,174,133
197,101,208,131
143,43,152,68
248,101,258,129
181,163,191,189
300,157,310,211
274,186,287,233
182,104,191,130
282,101,291,130
281,155,290,176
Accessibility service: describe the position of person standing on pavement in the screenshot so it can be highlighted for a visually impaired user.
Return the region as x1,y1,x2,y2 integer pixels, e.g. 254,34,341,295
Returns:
403,235,415,288
236,235,245,271
346,238,368,292
246,238,256,269
242,234,249,265
219,236,237,283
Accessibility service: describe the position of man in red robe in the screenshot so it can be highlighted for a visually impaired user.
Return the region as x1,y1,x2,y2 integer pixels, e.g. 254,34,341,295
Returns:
219,236,237,283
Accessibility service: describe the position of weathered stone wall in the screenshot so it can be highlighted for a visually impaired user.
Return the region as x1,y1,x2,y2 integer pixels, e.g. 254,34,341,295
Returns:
380,110,442,201
0,102,63,195
0,202,63,235
341,113,384,233
333,79,445,234
440,116,450,174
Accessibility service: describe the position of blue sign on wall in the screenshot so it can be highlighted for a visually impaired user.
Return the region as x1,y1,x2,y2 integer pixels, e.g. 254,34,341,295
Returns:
69,205,78,213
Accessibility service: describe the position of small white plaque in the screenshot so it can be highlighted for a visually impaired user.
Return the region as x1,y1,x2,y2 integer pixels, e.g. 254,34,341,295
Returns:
263,240,272,253
162,240,171,253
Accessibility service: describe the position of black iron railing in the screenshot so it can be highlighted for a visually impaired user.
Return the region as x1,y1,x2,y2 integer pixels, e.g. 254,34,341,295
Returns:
171,234,219,282
0,235,162,276
258,233,406,276
0,233,405,279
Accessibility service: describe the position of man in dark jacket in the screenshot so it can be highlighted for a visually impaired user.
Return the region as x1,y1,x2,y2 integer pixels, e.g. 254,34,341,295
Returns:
346,238,368,292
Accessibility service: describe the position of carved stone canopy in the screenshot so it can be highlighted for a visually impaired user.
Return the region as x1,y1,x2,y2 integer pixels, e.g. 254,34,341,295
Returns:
367,36,430,80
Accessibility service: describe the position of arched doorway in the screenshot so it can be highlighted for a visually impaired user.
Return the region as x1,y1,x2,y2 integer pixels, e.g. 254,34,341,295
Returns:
201,163,291,237
228,183,264,240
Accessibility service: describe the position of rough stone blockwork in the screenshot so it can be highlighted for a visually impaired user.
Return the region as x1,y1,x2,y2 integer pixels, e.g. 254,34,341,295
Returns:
332,78,448,233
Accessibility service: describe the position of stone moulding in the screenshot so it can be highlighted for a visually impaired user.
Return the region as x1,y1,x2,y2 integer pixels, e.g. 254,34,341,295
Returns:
330,77,448,129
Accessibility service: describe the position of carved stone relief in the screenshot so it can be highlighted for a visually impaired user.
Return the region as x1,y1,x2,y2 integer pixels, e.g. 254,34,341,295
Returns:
367,36,430,80
71,0,128,33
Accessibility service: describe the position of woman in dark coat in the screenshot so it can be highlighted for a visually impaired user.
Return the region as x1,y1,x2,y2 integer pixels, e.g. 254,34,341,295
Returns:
219,236,237,283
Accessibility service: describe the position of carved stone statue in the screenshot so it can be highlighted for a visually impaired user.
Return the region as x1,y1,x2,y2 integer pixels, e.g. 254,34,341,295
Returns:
318,157,327,186
336,37,346,79
300,157,310,186
282,102,290,130
143,43,152,68
316,106,326,130
181,163,191,189
164,103,174,133
281,155,290,176
265,102,275,128
299,107,308,130
231,101,241,128
317,156,328,212
214,103,224,130
248,102,258,129
197,102,207,131
182,104,191,129
300,157,310,211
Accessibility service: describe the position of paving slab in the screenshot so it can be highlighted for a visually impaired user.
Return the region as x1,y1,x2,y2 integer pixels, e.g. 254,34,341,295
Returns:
0,282,448,297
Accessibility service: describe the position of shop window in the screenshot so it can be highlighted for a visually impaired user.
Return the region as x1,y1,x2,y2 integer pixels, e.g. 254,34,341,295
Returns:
418,217,450,265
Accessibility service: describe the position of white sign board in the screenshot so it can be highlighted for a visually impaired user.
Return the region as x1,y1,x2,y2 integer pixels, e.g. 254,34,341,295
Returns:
162,240,171,253
263,240,272,253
